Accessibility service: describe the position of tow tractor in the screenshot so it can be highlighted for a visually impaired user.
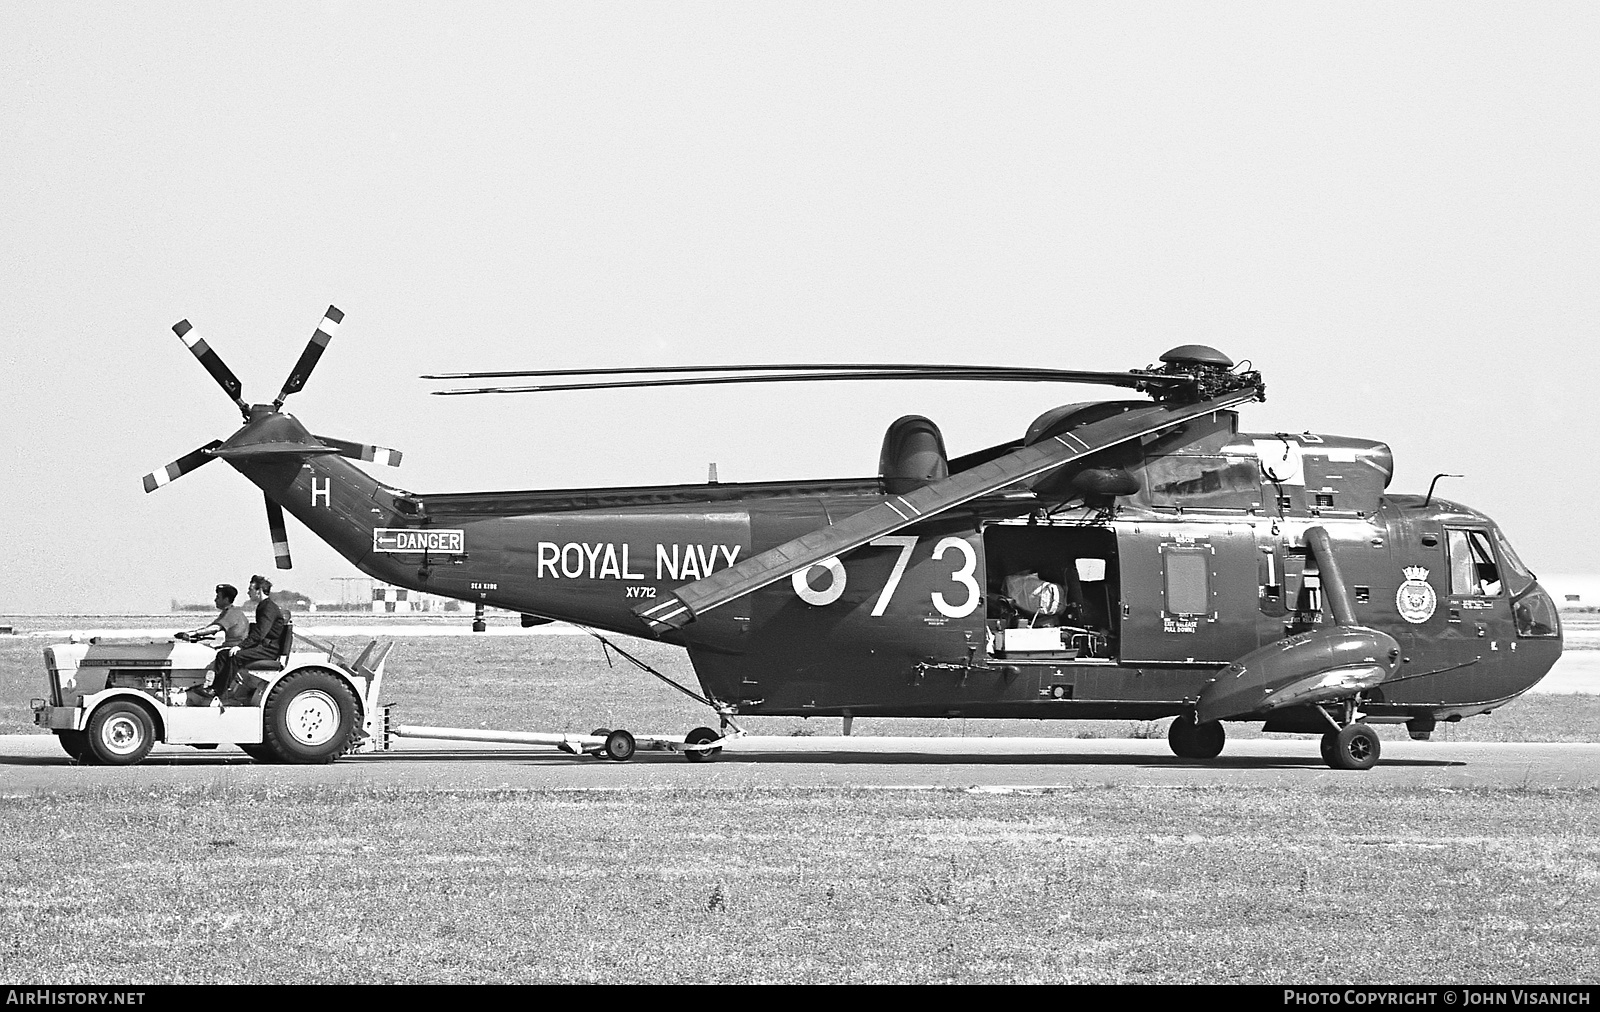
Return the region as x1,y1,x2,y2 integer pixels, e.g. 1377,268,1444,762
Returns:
31,622,392,765
30,625,736,765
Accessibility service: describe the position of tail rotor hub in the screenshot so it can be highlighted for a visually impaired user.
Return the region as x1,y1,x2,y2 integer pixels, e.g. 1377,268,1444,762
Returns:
141,306,404,571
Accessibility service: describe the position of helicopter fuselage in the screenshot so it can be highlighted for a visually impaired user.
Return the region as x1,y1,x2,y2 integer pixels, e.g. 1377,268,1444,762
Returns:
230,407,1562,732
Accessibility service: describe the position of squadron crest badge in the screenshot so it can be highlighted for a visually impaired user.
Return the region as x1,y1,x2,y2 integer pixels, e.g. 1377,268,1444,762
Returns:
1396,566,1436,624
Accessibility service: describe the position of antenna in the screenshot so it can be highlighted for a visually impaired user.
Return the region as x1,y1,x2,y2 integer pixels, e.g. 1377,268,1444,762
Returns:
1423,473,1464,508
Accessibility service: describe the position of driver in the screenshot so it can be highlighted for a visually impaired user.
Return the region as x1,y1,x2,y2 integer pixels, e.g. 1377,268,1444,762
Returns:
180,584,248,699
178,584,249,648
211,575,288,705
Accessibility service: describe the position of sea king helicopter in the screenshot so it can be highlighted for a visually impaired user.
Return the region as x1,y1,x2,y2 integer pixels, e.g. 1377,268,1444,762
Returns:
142,307,1563,770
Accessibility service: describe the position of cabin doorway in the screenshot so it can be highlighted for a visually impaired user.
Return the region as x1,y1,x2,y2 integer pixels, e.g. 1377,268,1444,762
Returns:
983,525,1120,660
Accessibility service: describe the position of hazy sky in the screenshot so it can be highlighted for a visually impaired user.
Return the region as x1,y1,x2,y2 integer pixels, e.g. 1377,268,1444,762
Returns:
3,3,1597,613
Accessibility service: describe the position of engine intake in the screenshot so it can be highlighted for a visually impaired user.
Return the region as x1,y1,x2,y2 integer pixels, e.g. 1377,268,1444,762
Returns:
879,415,949,495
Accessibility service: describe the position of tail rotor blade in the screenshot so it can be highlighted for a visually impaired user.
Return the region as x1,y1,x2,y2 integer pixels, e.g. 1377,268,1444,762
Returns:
173,321,250,416
275,305,343,407
314,434,403,467
264,495,292,570
141,440,223,493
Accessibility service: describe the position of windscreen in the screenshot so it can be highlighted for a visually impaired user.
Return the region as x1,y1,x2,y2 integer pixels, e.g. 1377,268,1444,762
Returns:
1490,527,1537,598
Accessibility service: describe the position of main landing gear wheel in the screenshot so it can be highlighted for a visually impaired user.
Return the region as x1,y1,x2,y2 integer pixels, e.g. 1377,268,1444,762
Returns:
1325,722,1381,771
1167,714,1226,760
602,729,636,761
260,669,358,764
85,700,157,766
683,726,722,763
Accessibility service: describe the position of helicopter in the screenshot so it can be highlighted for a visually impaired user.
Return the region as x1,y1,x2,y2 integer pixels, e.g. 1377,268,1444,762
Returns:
142,306,1564,770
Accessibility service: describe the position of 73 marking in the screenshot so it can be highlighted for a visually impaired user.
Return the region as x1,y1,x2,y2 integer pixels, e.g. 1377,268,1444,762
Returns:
792,535,982,619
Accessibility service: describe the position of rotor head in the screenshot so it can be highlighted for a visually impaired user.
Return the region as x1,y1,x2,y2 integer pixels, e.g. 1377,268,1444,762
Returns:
1158,345,1234,369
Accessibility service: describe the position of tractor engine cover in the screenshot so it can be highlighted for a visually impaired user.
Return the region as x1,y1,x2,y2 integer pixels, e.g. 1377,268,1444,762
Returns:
72,640,217,697
1196,625,1401,724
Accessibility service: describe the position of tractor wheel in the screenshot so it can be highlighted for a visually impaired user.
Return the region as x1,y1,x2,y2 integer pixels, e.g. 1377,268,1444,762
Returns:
55,730,90,762
85,700,157,766
684,726,722,763
602,729,636,761
239,743,278,763
260,669,358,764
1167,714,1225,760
1327,722,1382,771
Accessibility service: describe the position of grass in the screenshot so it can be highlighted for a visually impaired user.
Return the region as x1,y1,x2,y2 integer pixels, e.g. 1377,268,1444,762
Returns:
0,784,1596,984
3,617,1598,984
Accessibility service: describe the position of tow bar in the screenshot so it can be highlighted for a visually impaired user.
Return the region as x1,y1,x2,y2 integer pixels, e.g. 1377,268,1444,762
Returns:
383,629,746,763
385,719,737,762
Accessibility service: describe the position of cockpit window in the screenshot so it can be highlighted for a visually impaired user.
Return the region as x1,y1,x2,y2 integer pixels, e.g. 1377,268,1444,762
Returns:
1447,529,1501,597
1491,528,1536,597
1514,590,1560,638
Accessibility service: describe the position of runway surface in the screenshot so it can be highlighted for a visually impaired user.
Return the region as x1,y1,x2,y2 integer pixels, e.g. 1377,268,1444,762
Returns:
5,733,1598,792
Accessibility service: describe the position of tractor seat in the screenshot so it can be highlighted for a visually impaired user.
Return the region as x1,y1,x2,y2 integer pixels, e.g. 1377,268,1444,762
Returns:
241,619,294,672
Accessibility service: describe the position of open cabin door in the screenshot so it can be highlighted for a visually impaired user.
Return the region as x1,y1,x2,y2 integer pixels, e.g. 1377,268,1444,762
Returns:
1116,523,1258,664
983,524,1120,660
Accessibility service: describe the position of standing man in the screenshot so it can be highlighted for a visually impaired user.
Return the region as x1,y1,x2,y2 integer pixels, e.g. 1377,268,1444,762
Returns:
212,575,289,704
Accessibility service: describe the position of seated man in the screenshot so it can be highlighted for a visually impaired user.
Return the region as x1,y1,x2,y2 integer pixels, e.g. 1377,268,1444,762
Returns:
179,584,248,697
212,575,289,704
179,583,248,646
1003,571,1070,627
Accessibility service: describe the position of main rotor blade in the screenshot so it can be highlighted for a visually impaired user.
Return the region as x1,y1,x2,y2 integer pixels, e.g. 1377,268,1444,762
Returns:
431,367,1190,397
634,382,1264,632
424,362,1185,383
172,321,250,416
274,305,344,408
264,494,292,570
141,440,224,493
314,434,403,467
